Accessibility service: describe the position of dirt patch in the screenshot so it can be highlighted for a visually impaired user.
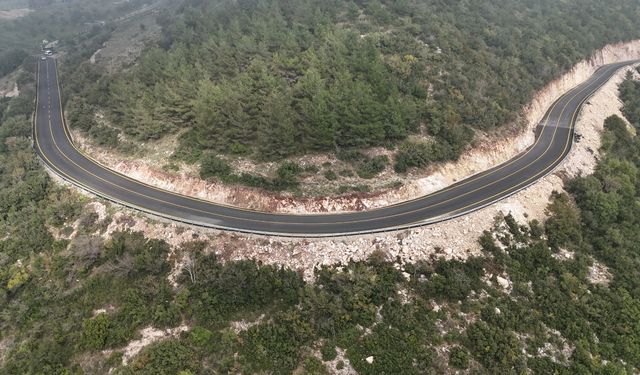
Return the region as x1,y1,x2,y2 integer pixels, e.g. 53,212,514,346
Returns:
114,325,189,365
553,248,576,261
91,305,116,317
0,8,30,20
588,260,612,285
536,328,574,365
323,348,357,375
73,40,640,214
1,83,18,98
0,69,20,97
229,314,265,334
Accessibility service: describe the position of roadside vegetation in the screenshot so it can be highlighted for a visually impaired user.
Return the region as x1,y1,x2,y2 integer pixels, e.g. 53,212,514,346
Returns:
618,68,640,127
2,1,640,373
63,0,640,191
2,66,640,373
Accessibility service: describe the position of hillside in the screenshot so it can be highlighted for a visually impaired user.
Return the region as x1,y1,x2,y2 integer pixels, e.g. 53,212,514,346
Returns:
2,62,640,373
64,0,640,192
2,0,640,371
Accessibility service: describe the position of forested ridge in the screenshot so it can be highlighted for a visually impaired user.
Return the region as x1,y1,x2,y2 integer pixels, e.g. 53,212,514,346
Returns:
66,0,640,181
2,69,640,373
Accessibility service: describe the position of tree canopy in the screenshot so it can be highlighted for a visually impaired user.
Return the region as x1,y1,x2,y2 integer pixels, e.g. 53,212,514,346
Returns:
67,0,640,174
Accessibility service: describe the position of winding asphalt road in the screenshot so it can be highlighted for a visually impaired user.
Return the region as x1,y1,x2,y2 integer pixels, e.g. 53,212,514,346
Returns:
33,57,637,236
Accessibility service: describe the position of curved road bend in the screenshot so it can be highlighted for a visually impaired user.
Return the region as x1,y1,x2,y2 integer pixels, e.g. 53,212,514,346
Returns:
33,58,637,236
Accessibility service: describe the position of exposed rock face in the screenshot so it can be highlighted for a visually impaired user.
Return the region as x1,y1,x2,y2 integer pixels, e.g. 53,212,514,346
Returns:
588,261,613,285
0,71,20,98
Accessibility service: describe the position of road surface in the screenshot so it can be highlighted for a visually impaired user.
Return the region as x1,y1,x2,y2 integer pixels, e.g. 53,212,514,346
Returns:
33,57,637,236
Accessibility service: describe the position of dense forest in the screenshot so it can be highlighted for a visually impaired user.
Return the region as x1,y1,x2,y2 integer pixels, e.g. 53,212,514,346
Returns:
66,0,640,180
2,66,640,373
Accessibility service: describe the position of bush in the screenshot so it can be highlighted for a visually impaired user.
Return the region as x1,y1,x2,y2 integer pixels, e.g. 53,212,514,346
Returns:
320,341,338,361
273,162,302,190
393,142,432,173
357,155,388,179
88,125,119,148
131,339,194,374
449,346,470,369
417,258,485,301
302,357,329,374
339,169,354,177
235,172,272,189
338,184,370,194
304,164,320,174
337,149,366,162
324,169,338,181
199,154,232,180
464,322,522,371
162,163,179,173
81,313,111,350
230,142,250,155
0,48,28,77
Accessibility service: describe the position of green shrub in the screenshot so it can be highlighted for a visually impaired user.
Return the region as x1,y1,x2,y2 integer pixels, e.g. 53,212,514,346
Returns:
130,339,194,374
0,48,28,77
81,313,111,350
162,163,179,173
339,169,354,177
449,346,470,369
199,154,232,180
324,169,338,181
338,184,370,194
88,125,119,148
393,142,432,173
235,172,272,189
273,162,302,190
320,341,338,361
337,149,366,162
357,155,389,179
230,142,250,155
